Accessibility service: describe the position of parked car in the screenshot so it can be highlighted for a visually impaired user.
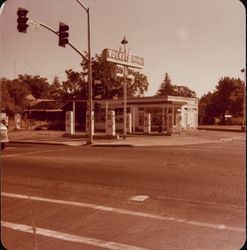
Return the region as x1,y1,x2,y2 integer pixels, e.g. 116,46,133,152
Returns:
0,122,9,150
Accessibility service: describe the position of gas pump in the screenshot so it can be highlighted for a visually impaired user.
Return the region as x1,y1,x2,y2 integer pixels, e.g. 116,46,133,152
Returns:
106,110,116,136
127,113,132,133
86,111,94,135
65,111,75,134
14,113,21,130
144,113,151,134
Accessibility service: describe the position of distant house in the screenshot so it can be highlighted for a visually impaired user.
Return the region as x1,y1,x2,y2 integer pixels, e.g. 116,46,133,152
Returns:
24,94,37,107
24,99,63,121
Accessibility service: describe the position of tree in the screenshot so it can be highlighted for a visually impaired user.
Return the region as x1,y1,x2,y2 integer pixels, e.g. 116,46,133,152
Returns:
199,91,218,124
172,85,196,98
89,53,149,98
128,71,149,97
199,77,244,124
50,76,62,100
61,69,88,100
17,74,51,99
156,73,196,97
214,77,244,122
0,78,16,115
91,54,121,98
0,77,29,115
156,73,174,96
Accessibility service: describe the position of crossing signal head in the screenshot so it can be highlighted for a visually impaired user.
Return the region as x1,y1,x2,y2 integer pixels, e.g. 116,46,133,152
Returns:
59,22,69,47
93,80,104,98
17,8,29,33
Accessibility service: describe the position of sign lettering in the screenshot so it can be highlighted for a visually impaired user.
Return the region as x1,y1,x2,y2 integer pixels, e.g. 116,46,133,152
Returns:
103,49,144,69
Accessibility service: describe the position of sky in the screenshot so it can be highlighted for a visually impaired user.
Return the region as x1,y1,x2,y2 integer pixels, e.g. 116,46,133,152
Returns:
0,0,245,98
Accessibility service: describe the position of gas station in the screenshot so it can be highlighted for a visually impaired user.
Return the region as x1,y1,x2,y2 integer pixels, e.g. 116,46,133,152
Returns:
65,45,198,137
65,95,198,136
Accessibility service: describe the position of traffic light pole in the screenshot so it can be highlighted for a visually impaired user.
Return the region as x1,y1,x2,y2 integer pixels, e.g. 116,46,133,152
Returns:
18,4,93,144
44,18,93,144
75,0,93,144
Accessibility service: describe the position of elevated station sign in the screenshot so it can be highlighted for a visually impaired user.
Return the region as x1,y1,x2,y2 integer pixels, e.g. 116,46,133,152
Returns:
116,65,134,79
103,48,144,69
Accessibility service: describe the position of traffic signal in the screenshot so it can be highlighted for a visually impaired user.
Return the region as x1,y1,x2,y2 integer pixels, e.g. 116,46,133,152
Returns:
92,60,98,79
17,8,29,33
93,80,104,98
94,103,101,112
59,22,69,47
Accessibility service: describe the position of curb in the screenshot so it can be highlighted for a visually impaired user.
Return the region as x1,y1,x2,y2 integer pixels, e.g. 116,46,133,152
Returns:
9,140,87,147
63,134,120,140
197,128,245,133
9,140,134,147
91,143,134,147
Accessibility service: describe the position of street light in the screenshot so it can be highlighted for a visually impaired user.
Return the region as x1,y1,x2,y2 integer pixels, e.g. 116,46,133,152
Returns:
121,36,128,140
241,68,246,131
76,0,93,144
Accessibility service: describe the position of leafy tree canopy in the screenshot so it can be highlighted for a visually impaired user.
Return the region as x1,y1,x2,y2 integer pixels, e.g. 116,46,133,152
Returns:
214,77,244,118
61,69,88,100
199,76,244,124
17,74,51,99
156,73,196,98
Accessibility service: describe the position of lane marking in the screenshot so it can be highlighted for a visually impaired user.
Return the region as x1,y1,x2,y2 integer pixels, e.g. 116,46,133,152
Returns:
130,195,149,202
2,192,245,233
2,221,148,250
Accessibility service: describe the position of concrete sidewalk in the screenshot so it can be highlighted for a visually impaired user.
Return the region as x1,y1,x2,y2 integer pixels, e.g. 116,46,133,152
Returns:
8,130,86,146
198,125,244,132
7,129,245,147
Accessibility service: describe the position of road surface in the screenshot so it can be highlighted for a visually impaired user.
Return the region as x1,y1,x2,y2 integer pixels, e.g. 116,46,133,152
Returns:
1,137,245,249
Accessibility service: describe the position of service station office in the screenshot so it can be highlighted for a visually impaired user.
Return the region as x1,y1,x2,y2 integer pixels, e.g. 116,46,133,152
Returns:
66,95,198,135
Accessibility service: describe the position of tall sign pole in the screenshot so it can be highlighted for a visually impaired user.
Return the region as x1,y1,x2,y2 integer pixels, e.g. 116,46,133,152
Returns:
103,46,144,139
121,37,128,140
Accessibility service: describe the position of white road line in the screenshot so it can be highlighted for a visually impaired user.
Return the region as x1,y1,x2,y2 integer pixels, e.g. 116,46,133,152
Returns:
1,221,148,250
130,195,149,202
2,192,245,233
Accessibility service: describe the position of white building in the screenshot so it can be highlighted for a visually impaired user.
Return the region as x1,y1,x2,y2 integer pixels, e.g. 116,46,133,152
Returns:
92,95,198,133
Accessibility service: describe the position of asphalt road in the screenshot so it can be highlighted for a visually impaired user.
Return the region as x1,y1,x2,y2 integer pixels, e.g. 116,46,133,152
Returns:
1,137,246,250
